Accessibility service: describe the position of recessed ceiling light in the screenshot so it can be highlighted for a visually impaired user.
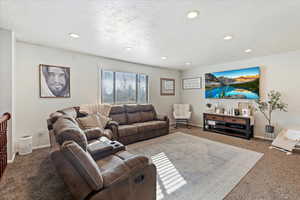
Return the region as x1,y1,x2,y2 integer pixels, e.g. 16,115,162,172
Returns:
185,62,192,66
69,33,80,38
161,56,167,60
187,10,199,19
245,49,252,53
224,35,233,40
125,47,132,51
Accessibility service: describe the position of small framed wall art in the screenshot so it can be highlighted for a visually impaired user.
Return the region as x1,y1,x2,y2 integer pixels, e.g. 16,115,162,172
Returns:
182,77,202,90
160,78,175,96
39,64,70,98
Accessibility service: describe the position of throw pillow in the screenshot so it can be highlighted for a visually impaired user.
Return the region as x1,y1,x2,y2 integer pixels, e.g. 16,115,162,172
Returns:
76,114,101,130
76,113,111,130
84,128,104,140
96,113,111,129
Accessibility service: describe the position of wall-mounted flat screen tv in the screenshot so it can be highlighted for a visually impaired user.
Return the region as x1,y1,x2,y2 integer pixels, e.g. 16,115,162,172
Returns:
205,66,260,99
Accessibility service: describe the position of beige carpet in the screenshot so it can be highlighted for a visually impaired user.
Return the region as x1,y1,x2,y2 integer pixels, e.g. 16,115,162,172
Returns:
127,132,263,200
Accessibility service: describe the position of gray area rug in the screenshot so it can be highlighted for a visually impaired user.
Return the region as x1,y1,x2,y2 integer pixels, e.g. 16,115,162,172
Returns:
127,132,264,200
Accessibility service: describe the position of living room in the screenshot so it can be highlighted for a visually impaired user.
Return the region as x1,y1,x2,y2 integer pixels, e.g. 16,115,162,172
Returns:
1,1,300,200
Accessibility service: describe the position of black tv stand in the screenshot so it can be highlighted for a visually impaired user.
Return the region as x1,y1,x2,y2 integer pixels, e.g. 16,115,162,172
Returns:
203,113,254,139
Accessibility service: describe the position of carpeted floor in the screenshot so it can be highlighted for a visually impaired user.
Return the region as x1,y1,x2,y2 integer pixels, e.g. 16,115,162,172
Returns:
1,127,300,200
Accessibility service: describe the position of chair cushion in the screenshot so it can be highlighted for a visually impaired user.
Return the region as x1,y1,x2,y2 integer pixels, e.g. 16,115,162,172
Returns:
62,141,103,191
118,125,138,137
173,104,191,119
134,121,167,132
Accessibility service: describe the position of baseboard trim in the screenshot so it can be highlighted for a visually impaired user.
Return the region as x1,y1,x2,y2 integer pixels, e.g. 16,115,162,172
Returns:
254,135,274,141
7,153,16,164
32,144,51,150
188,123,203,128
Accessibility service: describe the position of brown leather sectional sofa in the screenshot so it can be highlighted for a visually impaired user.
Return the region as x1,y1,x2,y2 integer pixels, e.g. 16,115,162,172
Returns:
47,104,169,200
107,104,169,145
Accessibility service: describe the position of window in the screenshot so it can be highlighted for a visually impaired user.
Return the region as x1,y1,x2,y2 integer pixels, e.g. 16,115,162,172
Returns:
101,70,149,104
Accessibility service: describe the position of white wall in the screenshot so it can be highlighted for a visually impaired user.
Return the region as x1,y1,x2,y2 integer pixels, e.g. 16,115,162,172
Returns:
181,50,300,138
15,42,181,148
0,28,15,160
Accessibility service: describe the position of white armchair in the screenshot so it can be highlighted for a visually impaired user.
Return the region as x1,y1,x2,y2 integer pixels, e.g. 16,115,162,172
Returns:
173,104,192,128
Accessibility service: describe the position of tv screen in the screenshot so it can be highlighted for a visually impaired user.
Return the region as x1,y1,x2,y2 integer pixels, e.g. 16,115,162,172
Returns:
205,67,260,99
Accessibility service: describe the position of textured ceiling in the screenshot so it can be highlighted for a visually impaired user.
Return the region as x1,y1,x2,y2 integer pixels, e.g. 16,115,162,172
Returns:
1,0,300,69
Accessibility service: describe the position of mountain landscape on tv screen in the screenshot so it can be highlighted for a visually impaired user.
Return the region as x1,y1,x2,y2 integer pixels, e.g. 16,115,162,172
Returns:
205,67,260,99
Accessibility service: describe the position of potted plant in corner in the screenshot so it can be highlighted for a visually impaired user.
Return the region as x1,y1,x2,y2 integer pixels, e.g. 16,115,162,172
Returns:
255,90,288,137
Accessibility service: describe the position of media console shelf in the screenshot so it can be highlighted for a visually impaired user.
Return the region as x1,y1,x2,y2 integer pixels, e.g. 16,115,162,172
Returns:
203,113,254,139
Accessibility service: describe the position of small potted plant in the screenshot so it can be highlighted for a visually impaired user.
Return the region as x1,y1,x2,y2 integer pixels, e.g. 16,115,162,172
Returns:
255,90,287,135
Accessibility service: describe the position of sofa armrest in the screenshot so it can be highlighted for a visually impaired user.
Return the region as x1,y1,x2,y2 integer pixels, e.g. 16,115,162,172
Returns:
156,114,169,122
106,120,119,140
87,140,114,160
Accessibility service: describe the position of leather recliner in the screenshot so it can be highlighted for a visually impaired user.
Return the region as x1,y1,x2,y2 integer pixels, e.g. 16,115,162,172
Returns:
51,141,156,200
48,110,157,200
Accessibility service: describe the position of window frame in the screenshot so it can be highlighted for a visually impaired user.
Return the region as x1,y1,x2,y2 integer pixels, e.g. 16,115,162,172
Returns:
101,70,149,104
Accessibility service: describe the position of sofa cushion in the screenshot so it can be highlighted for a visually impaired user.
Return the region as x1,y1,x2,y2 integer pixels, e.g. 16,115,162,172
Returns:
62,141,104,191
109,105,127,125
124,104,140,113
139,104,156,122
110,113,127,125
140,111,155,122
54,117,88,150
127,112,142,124
96,154,130,187
118,125,138,137
134,121,167,132
124,104,142,124
110,105,125,114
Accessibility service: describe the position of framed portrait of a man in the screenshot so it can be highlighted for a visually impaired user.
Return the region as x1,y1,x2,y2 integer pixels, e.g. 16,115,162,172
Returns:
39,64,70,98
